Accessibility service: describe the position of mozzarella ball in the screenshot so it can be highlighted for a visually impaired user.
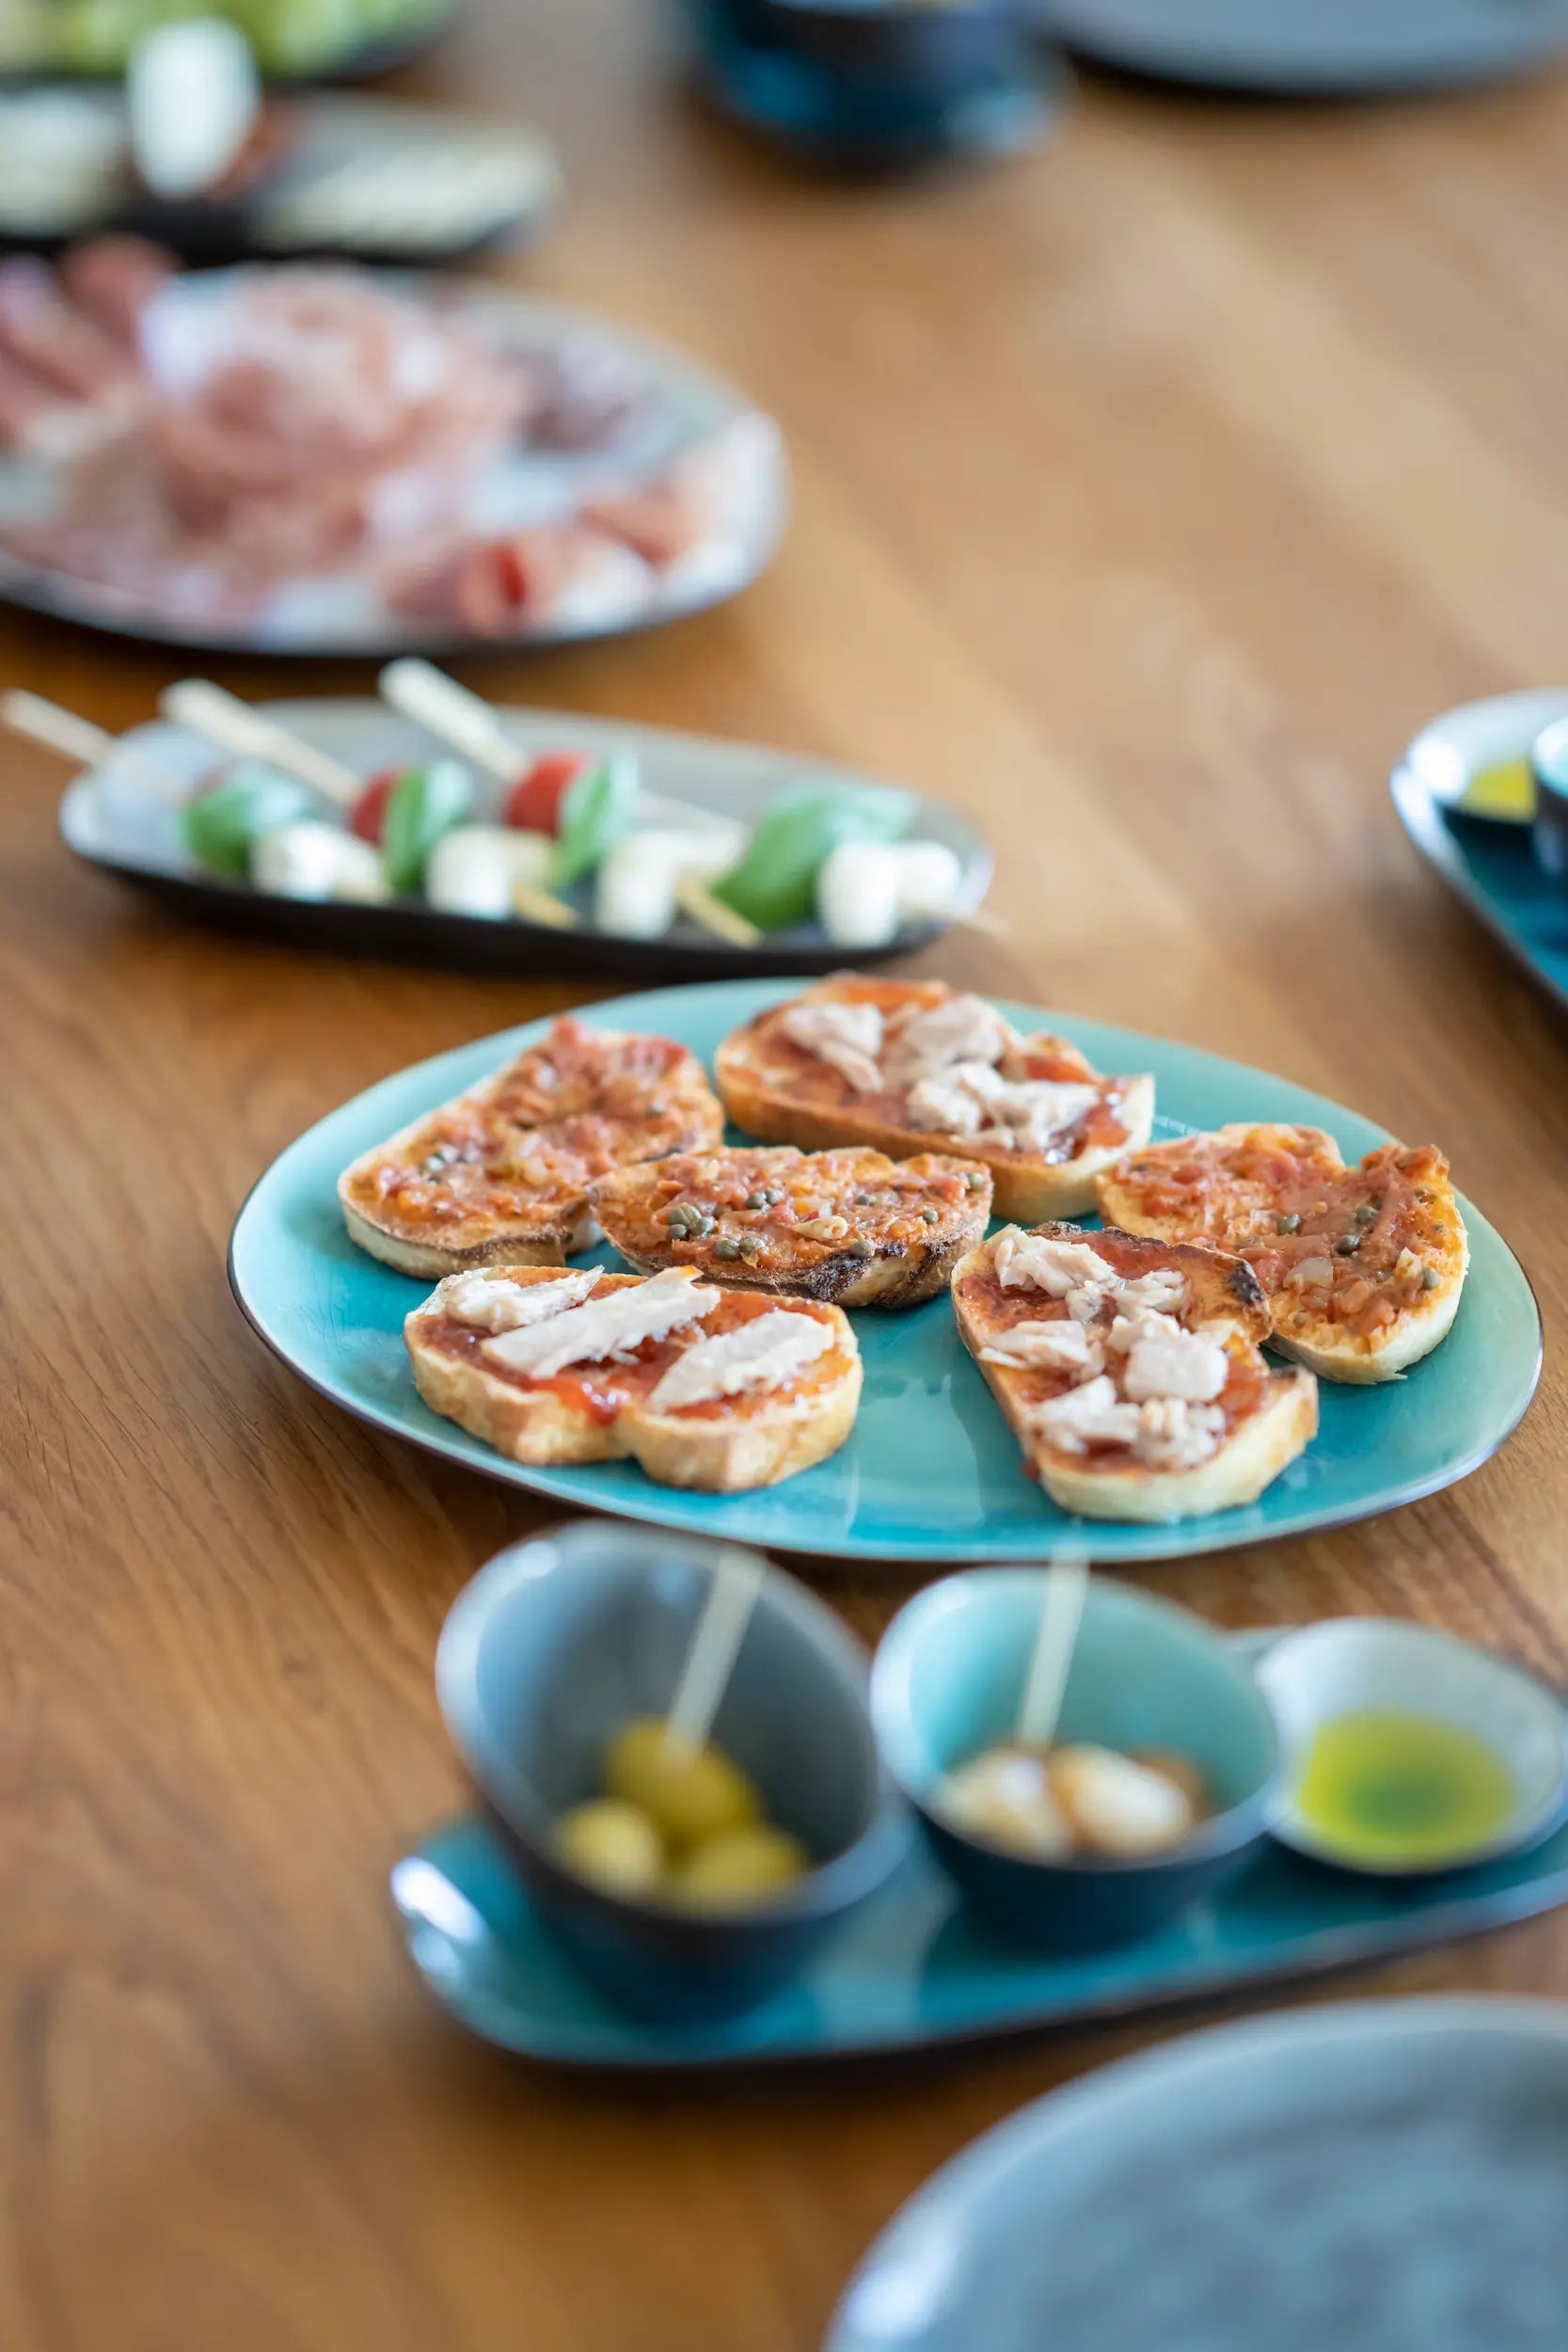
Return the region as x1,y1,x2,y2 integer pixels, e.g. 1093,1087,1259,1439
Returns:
816,840,902,950
250,820,381,903
329,834,392,904
671,1824,809,1909
555,1800,665,1897
894,840,963,924
604,1717,762,1851
938,1746,1074,1860
425,824,553,919
595,827,741,939
1048,1744,1196,1858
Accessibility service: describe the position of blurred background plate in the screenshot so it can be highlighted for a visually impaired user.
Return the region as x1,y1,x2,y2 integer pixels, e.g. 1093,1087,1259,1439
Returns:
829,1996,1568,2350
1037,0,1568,94
228,981,1542,1565
0,270,788,653
60,696,993,976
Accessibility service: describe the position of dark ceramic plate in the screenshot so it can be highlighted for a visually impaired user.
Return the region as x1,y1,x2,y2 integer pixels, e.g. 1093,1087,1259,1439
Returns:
59,696,992,977
1390,689,1568,1021
0,88,558,264
390,1640,1568,2071
1037,0,1568,93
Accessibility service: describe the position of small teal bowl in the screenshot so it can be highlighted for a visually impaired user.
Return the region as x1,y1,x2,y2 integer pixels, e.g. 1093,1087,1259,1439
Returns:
436,1522,909,2024
871,1570,1279,1953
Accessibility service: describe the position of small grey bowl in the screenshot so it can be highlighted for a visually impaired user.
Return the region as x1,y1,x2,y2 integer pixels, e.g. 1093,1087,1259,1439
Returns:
436,1520,909,2024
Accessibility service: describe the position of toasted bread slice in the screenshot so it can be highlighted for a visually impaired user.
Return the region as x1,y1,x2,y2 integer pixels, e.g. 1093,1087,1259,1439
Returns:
714,977,1154,1222
1096,1123,1468,1384
340,1017,724,1279
405,1263,860,1492
952,1221,1318,1522
591,1143,992,1310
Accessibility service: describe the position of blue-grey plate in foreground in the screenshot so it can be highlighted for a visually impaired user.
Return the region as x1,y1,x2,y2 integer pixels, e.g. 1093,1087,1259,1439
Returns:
1391,689,1568,1022
390,1797,1568,2072
827,1995,1568,2351
228,978,1540,1565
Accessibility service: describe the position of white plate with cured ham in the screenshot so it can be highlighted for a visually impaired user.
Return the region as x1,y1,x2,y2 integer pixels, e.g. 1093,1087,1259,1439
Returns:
0,245,787,652
228,977,1542,1565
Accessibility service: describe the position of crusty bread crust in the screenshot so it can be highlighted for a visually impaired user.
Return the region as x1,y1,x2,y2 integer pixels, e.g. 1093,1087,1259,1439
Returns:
1096,1123,1468,1384
405,1269,862,1493
1028,1372,1319,1522
951,1225,1318,1523
590,1148,991,1311
341,1196,597,1278
339,1024,721,1279
714,994,1155,1223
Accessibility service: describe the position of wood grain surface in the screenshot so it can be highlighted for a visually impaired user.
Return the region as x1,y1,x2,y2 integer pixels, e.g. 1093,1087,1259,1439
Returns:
5,8,1568,2346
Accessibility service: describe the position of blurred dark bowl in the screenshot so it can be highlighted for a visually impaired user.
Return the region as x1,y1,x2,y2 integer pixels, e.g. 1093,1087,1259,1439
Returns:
729,0,1033,95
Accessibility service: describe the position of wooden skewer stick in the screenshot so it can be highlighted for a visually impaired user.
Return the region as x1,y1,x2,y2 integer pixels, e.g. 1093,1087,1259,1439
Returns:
379,658,516,783
664,1548,768,1756
673,872,762,947
1016,1549,1091,1752
512,880,579,930
3,689,188,803
159,679,360,808
380,657,734,834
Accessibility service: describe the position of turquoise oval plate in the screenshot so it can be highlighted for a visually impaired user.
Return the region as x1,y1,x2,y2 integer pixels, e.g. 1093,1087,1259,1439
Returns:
229,979,1541,1565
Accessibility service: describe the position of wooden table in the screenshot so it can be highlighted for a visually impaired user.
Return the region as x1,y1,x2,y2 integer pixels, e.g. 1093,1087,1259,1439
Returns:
7,9,1568,2345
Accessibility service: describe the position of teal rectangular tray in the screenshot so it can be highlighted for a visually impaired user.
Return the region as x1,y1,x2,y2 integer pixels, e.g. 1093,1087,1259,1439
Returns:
1391,753,1568,1018
392,1811,1568,2073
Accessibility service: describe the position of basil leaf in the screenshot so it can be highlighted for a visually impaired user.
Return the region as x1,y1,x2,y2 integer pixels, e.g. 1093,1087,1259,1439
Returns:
381,759,475,895
714,782,914,932
180,763,313,877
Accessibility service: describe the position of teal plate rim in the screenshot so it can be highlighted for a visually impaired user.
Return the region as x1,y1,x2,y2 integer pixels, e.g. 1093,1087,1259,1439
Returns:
388,1629,1568,2074
228,977,1542,1566
1391,687,1568,1023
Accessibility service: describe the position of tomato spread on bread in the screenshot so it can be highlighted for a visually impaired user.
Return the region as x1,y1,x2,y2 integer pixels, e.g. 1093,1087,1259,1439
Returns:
732,978,1137,1166
411,1266,853,1428
340,1018,723,1261
1100,1124,1462,1349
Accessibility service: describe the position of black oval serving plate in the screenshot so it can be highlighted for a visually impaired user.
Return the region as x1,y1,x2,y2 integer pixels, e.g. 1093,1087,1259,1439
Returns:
58,695,992,978
0,88,559,265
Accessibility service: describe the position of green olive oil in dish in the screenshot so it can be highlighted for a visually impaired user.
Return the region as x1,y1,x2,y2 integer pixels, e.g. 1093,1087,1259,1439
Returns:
1292,1709,1516,1868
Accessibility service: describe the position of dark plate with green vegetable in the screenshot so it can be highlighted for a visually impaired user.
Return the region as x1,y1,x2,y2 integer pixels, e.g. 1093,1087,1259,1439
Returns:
56,694,993,977
0,0,460,83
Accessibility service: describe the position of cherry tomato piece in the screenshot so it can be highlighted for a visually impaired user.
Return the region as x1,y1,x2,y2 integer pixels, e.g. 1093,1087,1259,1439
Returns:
351,767,403,845
504,751,591,835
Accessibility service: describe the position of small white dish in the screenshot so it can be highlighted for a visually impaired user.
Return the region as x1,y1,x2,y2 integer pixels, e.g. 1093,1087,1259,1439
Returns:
1256,1618,1568,1877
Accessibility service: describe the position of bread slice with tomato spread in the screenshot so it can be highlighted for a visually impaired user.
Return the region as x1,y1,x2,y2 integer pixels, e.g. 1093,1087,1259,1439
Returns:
952,1222,1318,1522
339,1017,724,1279
714,977,1154,1223
405,1263,860,1492
590,1143,992,1310
1096,1123,1467,1384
